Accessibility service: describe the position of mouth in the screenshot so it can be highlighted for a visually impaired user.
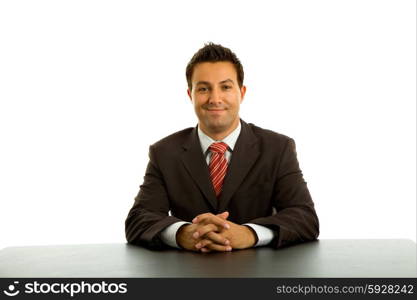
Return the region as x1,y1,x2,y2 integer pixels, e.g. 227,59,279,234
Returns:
206,109,226,116
206,107,227,112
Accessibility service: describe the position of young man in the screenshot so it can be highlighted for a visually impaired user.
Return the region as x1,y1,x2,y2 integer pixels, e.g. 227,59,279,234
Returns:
125,43,319,252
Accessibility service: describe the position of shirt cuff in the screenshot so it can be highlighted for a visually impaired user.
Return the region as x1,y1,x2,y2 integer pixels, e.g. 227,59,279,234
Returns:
160,221,191,249
244,223,275,247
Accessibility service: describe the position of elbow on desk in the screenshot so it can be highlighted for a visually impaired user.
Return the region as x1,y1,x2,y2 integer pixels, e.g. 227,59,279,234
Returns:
125,217,139,245
124,213,167,250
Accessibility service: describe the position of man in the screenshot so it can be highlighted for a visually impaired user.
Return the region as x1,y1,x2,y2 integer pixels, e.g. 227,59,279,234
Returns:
125,43,319,252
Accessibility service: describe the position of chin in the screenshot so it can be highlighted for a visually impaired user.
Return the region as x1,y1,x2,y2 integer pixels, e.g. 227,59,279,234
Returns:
206,121,232,133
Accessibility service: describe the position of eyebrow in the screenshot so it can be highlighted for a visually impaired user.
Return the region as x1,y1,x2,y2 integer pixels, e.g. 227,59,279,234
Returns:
195,79,235,86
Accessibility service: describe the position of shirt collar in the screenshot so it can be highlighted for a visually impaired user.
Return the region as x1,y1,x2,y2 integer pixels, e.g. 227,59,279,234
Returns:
197,121,241,154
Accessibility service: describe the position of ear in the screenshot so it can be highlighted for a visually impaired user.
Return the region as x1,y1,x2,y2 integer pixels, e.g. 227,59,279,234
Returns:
187,88,192,101
240,85,247,103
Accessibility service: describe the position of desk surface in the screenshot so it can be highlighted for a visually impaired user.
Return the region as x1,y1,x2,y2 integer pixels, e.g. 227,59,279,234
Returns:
0,239,415,278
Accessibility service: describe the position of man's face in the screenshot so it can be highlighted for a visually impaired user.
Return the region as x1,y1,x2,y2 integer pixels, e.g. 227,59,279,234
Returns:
188,62,246,136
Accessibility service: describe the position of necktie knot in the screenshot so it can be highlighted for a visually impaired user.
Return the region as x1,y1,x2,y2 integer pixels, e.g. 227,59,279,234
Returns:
209,142,228,155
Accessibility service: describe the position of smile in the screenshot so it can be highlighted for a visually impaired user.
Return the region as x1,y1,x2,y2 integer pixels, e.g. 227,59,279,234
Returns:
206,109,226,115
206,108,226,111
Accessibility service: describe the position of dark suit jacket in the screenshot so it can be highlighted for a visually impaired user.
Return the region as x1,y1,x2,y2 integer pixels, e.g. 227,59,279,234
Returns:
125,120,319,249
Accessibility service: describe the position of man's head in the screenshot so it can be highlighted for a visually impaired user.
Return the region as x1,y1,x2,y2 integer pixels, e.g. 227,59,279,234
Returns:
186,43,246,139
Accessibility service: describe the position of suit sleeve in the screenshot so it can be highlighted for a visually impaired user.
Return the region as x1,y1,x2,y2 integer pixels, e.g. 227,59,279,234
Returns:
125,145,182,249
249,138,319,248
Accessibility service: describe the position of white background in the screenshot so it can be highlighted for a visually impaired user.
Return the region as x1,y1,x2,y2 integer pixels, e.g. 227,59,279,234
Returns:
0,0,415,250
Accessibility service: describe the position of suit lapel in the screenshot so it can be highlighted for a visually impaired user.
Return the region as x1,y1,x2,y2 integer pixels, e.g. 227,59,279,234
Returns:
181,127,218,210
218,120,260,212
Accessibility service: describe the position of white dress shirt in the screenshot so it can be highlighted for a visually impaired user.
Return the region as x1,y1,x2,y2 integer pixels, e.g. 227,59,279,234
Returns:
160,122,275,248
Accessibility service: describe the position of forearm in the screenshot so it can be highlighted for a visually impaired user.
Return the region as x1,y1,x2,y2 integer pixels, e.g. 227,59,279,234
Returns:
125,204,181,249
249,205,319,248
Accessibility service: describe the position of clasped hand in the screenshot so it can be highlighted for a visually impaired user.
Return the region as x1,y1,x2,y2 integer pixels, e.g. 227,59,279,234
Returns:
176,211,256,253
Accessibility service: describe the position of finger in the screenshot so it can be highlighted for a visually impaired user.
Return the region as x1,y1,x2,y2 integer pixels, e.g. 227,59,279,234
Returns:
192,213,215,224
196,239,230,253
217,211,229,220
192,224,218,239
195,237,229,250
193,213,230,229
195,238,213,250
205,242,232,252
206,231,230,246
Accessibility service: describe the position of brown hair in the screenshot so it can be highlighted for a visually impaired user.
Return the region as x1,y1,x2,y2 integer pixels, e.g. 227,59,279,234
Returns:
186,42,244,90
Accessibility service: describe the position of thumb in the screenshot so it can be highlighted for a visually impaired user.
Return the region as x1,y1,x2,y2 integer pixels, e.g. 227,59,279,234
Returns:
217,211,229,220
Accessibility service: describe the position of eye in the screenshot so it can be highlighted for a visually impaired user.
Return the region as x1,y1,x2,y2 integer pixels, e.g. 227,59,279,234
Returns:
198,87,208,92
222,85,232,90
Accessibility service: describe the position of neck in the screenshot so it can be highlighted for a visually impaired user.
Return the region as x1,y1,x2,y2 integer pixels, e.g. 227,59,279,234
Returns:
200,118,240,141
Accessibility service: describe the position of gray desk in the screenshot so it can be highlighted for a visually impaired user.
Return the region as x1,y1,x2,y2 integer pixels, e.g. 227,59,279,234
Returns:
0,240,415,278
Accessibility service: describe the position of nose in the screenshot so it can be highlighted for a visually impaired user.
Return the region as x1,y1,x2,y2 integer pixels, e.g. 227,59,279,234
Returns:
208,87,222,105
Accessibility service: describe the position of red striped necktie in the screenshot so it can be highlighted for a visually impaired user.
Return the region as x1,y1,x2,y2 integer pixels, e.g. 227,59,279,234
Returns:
208,142,228,198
